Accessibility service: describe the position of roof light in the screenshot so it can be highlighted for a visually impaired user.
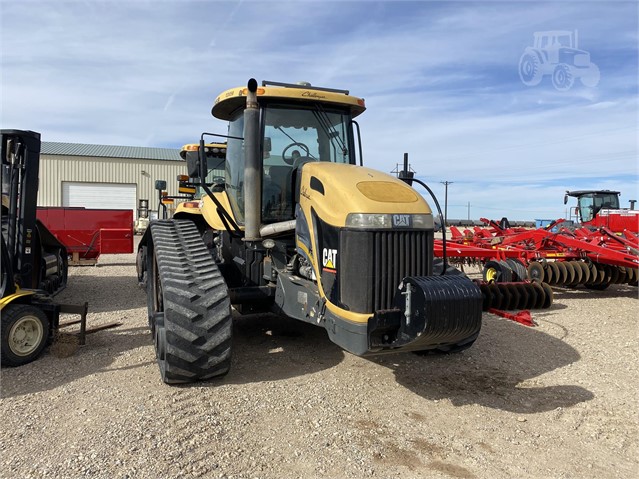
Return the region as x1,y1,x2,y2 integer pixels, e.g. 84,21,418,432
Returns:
241,87,265,95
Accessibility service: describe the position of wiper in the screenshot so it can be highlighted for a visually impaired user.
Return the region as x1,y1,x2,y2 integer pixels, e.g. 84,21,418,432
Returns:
314,104,347,158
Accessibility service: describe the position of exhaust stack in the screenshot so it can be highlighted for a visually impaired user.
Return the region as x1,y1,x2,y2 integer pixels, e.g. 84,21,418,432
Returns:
243,78,261,241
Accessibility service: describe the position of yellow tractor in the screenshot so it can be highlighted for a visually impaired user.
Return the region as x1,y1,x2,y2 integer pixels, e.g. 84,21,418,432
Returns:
137,79,482,384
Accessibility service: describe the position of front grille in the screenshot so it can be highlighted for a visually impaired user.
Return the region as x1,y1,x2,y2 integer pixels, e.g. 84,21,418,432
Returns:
340,229,433,313
372,230,431,311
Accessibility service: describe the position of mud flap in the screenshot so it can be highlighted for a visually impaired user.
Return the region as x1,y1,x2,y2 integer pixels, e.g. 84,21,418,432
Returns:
368,275,482,352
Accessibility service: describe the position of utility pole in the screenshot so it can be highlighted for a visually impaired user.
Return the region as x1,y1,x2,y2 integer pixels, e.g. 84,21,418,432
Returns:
440,181,453,226
467,201,471,221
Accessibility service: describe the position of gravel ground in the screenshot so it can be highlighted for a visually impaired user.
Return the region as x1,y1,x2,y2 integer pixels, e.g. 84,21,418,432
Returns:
1,243,637,479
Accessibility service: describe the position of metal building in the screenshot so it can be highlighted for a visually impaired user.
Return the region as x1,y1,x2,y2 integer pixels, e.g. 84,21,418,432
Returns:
39,142,188,219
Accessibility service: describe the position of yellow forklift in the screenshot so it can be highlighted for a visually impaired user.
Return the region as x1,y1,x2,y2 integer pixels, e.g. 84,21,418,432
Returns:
137,80,482,384
1,130,90,366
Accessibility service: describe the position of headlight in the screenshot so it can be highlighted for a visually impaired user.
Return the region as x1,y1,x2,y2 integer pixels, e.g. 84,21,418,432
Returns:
345,213,433,229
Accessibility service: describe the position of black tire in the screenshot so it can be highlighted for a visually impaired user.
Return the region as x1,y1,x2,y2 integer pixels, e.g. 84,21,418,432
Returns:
1,304,50,367
146,220,232,384
136,244,147,288
506,259,527,282
498,260,514,282
483,260,505,283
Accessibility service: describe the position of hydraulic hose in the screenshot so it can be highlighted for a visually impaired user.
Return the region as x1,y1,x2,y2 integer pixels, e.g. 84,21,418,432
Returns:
409,178,448,275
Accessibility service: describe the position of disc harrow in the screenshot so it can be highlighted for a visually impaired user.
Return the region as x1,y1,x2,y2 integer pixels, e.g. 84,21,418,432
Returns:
525,260,638,289
476,280,553,312
435,217,639,296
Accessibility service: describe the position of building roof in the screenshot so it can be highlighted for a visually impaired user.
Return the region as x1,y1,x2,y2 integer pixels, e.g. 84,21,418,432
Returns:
41,141,182,161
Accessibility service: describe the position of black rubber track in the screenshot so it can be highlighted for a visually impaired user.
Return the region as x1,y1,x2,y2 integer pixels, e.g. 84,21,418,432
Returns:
148,219,232,384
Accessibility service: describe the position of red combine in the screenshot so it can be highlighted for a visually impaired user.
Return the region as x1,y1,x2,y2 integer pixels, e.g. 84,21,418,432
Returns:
564,190,639,234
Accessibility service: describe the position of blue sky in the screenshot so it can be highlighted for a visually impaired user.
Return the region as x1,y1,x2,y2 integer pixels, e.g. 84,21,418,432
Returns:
1,0,637,221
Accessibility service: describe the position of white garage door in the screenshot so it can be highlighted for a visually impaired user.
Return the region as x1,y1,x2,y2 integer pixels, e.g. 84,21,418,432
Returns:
62,182,137,218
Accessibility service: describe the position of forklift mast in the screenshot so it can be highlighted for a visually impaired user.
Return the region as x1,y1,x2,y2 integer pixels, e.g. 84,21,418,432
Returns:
1,129,43,289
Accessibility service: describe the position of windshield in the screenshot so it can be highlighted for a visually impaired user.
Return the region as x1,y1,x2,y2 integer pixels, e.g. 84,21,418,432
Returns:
262,103,354,222
224,103,355,224
578,193,619,222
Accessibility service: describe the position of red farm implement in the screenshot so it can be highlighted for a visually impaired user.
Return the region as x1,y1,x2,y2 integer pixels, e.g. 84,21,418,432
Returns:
37,207,133,265
437,218,639,293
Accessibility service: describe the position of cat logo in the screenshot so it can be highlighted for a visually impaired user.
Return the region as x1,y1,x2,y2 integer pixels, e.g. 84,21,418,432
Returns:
322,248,337,271
392,214,411,227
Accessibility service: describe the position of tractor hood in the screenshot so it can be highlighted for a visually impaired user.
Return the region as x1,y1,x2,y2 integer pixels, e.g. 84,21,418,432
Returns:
297,162,433,228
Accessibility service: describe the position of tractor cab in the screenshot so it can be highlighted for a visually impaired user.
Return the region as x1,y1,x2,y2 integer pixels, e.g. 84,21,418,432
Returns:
181,142,227,197
213,81,365,225
565,190,620,223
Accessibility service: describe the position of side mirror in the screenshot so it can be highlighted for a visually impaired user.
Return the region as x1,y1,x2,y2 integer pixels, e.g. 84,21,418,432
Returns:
264,137,272,153
185,151,200,178
155,180,167,191
563,194,568,205
198,139,207,183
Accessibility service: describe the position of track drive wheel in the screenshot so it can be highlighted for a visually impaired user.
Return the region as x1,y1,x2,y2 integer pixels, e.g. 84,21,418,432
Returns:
1,304,50,367
147,220,232,384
